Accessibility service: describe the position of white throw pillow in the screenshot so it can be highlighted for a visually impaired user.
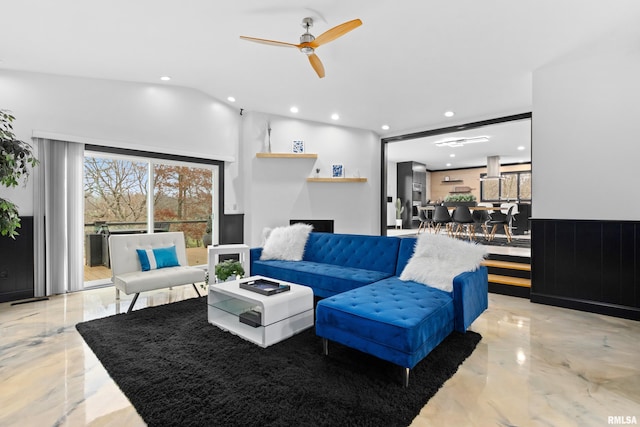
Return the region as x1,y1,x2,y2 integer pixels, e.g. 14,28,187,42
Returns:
260,223,313,261
400,233,487,292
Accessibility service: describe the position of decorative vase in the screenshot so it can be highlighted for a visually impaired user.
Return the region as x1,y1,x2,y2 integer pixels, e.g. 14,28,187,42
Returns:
267,123,272,153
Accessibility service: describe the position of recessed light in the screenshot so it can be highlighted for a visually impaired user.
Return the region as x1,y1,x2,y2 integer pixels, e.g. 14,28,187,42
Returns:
381,125,390,130
446,163,452,167
160,76,171,81
331,113,340,120
227,96,236,103
290,106,299,113
449,154,455,158
444,111,455,118
517,146,525,151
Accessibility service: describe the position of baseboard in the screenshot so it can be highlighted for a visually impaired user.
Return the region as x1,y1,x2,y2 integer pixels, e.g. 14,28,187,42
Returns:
530,292,640,321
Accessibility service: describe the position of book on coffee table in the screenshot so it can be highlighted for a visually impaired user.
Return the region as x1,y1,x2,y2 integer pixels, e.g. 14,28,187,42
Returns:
240,278,290,296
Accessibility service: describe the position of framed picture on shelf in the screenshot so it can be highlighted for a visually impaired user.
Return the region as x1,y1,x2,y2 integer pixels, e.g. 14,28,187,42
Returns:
292,140,305,153
332,164,344,178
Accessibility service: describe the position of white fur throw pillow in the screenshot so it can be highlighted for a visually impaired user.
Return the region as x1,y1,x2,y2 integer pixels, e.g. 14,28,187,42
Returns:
400,233,487,292
260,223,313,261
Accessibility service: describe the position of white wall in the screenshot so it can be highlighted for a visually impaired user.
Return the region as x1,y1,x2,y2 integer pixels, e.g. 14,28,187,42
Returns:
0,69,240,215
242,112,381,246
532,32,640,220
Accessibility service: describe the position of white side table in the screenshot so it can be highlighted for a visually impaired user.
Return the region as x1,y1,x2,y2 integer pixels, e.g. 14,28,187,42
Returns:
208,244,250,284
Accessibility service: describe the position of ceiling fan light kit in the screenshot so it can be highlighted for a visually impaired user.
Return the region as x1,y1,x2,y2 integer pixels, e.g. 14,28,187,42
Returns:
240,17,362,78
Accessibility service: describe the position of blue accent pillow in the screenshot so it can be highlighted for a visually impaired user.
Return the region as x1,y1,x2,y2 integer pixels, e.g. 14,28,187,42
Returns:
136,245,180,271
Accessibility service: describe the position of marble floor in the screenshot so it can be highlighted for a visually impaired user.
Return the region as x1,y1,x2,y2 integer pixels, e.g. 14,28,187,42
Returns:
1,285,639,427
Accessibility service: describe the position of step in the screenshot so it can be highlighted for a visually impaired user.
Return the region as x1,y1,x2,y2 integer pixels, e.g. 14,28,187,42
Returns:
488,274,531,288
482,259,531,271
486,253,531,264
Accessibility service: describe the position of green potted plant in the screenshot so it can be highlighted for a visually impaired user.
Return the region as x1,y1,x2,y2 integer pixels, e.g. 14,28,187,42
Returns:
394,197,405,228
214,259,245,282
443,193,477,207
1,110,38,238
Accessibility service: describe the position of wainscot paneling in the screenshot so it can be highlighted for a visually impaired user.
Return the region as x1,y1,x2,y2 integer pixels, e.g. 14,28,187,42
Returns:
0,216,35,303
531,219,639,320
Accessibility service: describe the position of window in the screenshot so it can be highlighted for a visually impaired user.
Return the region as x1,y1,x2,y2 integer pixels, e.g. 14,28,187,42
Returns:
153,163,213,254
480,171,531,202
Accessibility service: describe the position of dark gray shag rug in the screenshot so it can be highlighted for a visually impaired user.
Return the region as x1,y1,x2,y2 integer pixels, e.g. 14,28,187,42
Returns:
76,297,481,427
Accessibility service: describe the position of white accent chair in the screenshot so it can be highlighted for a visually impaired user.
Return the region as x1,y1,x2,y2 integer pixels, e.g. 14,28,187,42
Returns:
109,232,205,313
500,203,519,234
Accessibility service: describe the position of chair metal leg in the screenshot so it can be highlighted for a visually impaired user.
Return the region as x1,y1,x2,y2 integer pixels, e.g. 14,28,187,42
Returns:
126,293,140,314
115,288,120,300
403,367,410,387
322,338,329,356
192,283,202,297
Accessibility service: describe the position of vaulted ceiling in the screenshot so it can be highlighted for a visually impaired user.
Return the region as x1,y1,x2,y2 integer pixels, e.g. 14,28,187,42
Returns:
2,1,640,163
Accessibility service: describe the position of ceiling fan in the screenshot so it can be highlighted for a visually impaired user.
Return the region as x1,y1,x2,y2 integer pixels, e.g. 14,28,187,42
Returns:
240,17,362,78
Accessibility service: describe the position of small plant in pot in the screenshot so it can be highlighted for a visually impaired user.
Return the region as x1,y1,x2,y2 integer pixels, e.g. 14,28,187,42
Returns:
214,259,245,282
444,193,477,207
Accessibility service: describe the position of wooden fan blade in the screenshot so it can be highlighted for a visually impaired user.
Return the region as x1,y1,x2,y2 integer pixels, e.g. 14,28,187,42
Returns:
240,36,299,48
311,18,362,48
308,53,325,78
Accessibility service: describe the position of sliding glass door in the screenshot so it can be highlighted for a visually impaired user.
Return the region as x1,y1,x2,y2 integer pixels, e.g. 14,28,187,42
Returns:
83,152,218,286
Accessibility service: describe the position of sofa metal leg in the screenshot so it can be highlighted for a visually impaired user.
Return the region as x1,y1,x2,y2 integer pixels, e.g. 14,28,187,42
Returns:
322,338,329,356
192,283,202,297
127,293,140,314
403,368,410,388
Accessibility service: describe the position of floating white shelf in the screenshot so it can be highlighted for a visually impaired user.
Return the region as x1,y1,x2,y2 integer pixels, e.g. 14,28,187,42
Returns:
256,153,318,159
306,177,367,183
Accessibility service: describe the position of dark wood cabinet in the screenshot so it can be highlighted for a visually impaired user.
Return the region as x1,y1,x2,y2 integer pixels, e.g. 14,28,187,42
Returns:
397,162,426,229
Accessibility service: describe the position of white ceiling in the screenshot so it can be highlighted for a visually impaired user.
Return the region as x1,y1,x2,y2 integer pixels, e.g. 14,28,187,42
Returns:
387,118,531,171
2,1,640,169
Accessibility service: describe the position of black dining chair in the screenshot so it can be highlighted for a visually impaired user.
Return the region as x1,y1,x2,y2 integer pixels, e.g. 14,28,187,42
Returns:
432,205,453,236
417,208,432,233
472,209,490,240
488,205,514,243
451,205,475,240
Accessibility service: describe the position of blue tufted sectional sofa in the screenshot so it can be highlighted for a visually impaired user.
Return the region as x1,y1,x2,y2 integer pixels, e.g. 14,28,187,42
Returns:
250,232,488,386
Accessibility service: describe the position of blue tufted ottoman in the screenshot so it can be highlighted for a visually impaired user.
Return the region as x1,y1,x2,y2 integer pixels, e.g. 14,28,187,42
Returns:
315,277,455,387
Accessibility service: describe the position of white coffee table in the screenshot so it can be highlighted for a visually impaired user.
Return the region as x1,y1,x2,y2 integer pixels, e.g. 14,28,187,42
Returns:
207,275,314,348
